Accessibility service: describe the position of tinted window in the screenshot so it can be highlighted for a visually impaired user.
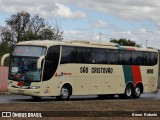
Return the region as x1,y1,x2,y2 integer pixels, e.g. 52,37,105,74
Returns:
61,46,77,64
61,46,92,64
132,52,144,65
151,52,158,65
77,47,82,63
92,49,105,64
43,46,60,81
106,50,119,64
81,48,92,63
119,50,132,65
144,52,151,65
60,46,158,66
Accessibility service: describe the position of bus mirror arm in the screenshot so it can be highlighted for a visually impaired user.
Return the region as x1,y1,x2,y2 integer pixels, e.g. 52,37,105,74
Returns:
37,55,45,69
1,53,10,66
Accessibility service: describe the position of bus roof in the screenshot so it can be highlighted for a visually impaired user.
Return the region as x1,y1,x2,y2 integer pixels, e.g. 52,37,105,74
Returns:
17,40,158,52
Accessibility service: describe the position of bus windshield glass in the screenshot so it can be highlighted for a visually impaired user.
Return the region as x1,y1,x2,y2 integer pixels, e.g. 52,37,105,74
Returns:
9,57,41,81
13,46,46,57
9,46,46,82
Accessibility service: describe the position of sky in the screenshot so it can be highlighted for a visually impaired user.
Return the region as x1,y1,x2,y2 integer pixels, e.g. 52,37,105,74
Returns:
0,0,160,48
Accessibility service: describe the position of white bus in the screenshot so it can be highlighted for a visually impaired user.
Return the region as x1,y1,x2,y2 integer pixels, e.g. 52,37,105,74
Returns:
1,40,159,100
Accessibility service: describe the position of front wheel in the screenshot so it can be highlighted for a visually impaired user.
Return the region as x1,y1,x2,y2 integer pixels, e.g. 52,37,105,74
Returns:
56,86,71,101
133,85,142,98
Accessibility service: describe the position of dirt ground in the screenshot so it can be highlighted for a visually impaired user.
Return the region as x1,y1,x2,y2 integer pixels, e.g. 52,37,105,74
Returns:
0,99,160,120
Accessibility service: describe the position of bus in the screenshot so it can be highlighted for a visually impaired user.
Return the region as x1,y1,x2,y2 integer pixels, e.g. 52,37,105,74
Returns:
1,40,159,100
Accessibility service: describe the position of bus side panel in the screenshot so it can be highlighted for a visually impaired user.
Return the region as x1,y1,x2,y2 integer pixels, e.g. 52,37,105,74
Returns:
103,66,125,94
53,64,127,96
140,65,158,93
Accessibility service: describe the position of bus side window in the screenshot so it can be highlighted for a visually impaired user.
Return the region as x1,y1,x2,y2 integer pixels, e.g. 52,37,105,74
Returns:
77,47,82,63
144,52,151,66
81,48,92,63
132,51,143,65
43,46,60,81
107,50,119,64
61,46,77,64
92,48,105,64
151,53,158,66
119,50,132,65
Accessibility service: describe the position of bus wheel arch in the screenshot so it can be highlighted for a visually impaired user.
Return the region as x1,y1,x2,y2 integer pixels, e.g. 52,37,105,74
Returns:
133,82,143,98
57,83,72,101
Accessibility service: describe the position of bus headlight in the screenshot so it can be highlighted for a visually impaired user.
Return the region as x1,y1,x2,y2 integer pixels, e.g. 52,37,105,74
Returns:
8,84,13,87
30,86,40,89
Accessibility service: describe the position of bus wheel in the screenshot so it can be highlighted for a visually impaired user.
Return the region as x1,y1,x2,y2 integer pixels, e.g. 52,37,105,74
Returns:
57,86,71,101
123,84,133,99
119,85,133,99
31,96,41,100
133,85,141,98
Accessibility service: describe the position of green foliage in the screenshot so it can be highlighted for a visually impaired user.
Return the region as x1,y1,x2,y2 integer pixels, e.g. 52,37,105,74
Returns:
110,38,141,47
1,11,63,44
0,42,11,66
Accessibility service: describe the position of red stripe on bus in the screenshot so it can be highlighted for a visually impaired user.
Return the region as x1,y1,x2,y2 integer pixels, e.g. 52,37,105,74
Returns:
63,73,72,75
54,73,58,77
128,48,135,50
17,81,24,86
131,66,142,86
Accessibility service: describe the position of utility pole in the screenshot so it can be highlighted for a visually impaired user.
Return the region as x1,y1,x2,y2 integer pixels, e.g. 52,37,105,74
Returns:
98,33,102,43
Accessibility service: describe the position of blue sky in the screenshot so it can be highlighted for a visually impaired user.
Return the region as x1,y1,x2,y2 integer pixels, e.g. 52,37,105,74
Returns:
0,0,160,48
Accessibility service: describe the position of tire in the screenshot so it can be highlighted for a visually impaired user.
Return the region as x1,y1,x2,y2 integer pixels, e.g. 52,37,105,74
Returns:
124,84,133,99
119,84,133,99
133,85,141,98
57,86,71,101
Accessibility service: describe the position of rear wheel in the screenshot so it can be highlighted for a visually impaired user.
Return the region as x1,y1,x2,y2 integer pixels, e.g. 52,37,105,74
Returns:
56,86,71,101
119,84,133,99
133,85,142,98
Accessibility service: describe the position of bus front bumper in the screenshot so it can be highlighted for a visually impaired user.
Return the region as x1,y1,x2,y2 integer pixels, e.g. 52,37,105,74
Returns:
8,86,41,96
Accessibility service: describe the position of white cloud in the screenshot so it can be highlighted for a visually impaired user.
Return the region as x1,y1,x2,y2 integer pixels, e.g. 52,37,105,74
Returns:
0,0,86,19
55,3,86,18
65,0,160,23
91,20,108,29
64,30,90,40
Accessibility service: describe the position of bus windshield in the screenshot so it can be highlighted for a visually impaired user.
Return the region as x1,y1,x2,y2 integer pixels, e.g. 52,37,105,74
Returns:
9,46,46,82
9,57,41,81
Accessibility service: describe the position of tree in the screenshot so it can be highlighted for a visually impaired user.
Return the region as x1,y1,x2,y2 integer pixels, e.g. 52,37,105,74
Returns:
110,38,141,47
28,14,45,39
4,11,63,43
0,26,15,48
6,11,30,43
39,24,63,40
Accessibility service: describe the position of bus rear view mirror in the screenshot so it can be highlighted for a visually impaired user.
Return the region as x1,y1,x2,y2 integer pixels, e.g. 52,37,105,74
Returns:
1,53,10,66
37,55,45,69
